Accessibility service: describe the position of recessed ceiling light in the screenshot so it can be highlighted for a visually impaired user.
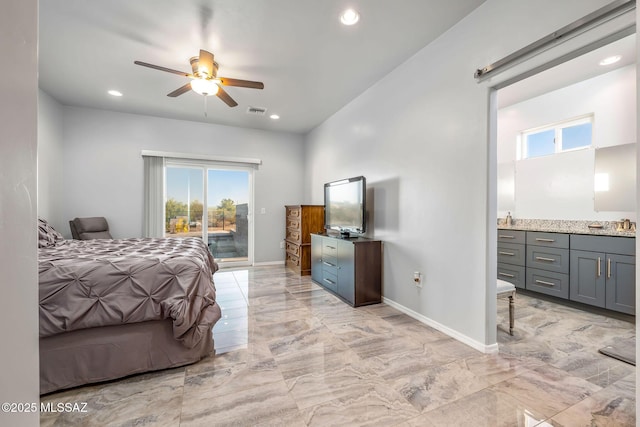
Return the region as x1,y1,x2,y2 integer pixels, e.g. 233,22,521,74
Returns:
270,114,280,120
340,9,360,26
599,55,621,66
108,90,123,97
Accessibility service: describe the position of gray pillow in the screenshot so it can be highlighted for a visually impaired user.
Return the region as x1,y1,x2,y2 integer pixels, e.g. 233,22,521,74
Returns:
38,218,64,248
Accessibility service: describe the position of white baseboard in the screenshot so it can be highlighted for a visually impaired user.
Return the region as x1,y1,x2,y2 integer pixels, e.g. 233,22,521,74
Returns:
382,297,499,354
253,261,285,266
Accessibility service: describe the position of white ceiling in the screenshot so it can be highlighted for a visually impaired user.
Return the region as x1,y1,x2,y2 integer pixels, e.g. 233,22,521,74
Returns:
498,34,636,109
39,0,486,134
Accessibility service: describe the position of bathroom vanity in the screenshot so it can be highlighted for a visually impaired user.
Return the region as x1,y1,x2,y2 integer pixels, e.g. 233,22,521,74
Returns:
498,220,635,315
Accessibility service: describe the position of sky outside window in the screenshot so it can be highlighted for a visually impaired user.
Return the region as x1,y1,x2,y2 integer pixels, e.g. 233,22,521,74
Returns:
166,168,248,207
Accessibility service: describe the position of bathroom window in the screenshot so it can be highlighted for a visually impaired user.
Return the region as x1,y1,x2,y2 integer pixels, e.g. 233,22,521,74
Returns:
521,115,593,159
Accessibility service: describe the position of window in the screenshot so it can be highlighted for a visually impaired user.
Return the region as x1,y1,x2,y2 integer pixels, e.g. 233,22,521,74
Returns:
142,151,260,267
164,160,253,266
521,115,593,159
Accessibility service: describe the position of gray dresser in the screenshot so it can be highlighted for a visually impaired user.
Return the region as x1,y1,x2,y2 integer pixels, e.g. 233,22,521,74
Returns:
311,234,381,307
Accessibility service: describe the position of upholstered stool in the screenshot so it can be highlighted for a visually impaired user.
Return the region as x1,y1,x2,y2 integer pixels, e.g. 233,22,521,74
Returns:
497,279,516,335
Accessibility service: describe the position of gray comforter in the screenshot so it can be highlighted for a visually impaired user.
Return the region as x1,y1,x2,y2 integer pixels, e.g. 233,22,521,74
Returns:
39,237,221,348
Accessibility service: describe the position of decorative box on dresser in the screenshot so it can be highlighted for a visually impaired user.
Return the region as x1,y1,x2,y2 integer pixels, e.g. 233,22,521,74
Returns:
285,205,325,275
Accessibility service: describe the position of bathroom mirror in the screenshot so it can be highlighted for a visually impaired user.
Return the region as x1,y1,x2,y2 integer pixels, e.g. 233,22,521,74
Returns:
594,142,636,212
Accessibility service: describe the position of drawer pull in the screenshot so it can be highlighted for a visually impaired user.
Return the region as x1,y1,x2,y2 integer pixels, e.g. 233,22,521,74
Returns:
535,238,555,243
499,251,515,256
535,279,555,287
323,278,335,285
597,257,601,278
499,272,515,278
535,256,556,262
325,245,336,250
498,235,515,239
322,261,336,267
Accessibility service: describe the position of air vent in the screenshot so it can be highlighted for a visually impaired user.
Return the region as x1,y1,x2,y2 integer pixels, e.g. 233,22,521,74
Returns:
246,106,267,116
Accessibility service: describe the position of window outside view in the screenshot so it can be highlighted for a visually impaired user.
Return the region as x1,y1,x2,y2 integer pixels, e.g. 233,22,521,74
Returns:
522,117,593,159
165,167,250,263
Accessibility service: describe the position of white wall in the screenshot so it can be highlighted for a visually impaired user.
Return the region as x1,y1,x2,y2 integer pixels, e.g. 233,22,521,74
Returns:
498,65,636,220
38,90,65,225
304,0,621,349
0,0,39,425
58,107,305,263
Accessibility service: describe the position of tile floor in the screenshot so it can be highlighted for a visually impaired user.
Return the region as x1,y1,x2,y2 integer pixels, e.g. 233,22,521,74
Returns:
41,266,636,426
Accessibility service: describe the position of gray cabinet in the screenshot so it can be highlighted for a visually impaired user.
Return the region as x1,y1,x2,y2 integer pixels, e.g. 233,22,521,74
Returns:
311,234,381,307
497,230,526,289
569,250,606,307
498,229,636,314
570,235,635,315
607,254,635,314
526,231,569,299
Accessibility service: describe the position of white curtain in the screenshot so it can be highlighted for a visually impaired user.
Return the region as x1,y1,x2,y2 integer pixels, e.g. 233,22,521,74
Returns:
143,155,165,237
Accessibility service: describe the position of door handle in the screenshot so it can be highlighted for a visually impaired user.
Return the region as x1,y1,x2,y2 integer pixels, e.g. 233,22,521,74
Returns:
597,257,601,277
607,258,611,279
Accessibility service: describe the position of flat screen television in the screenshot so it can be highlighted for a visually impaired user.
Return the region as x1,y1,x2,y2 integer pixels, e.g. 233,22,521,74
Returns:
324,176,366,237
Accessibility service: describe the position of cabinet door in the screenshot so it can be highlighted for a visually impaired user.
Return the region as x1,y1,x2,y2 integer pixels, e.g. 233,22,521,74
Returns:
310,234,323,285
337,239,355,305
606,254,635,315
569,250,606,308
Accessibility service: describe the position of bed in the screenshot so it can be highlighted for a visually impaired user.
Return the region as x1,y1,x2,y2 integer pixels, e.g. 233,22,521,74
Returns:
37,219,221,394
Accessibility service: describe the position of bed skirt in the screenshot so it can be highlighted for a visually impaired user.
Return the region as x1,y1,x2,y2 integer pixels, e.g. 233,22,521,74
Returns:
40,320,213,395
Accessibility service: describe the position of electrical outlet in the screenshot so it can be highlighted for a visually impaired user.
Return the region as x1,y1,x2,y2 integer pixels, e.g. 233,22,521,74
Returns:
280,241,285,249
413,271,423,288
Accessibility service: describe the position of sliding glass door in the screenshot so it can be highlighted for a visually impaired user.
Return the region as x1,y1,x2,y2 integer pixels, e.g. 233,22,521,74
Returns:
206,168,250,263
165,167,204,238
165,160,253,266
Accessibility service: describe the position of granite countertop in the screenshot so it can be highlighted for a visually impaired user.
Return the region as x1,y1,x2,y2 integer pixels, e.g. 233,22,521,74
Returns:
497,219,635,237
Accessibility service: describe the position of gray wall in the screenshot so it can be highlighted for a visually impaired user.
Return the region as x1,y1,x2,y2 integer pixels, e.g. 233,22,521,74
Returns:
304,0,621,349
57,106,305,263
0,0,40,425
38,90,65,226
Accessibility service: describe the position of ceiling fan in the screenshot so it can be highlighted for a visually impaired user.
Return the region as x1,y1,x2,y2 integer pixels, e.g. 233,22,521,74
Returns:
134,49,264,107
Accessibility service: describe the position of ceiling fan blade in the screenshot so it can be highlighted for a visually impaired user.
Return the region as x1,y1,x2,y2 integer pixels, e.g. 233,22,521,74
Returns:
216,85,238,107
219,77,264,89
134,61,192,77
167,82,193,97
199,50,215,77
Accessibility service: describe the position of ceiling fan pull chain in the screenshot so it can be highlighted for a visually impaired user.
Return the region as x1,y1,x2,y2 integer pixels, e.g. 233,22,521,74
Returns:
204,95,208,117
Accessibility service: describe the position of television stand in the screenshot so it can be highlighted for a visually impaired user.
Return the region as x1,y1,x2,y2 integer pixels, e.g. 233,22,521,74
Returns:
310,233,382,307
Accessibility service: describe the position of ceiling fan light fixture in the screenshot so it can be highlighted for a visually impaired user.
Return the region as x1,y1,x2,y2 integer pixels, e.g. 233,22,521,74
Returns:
191,78,219,96
340,9,360,25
